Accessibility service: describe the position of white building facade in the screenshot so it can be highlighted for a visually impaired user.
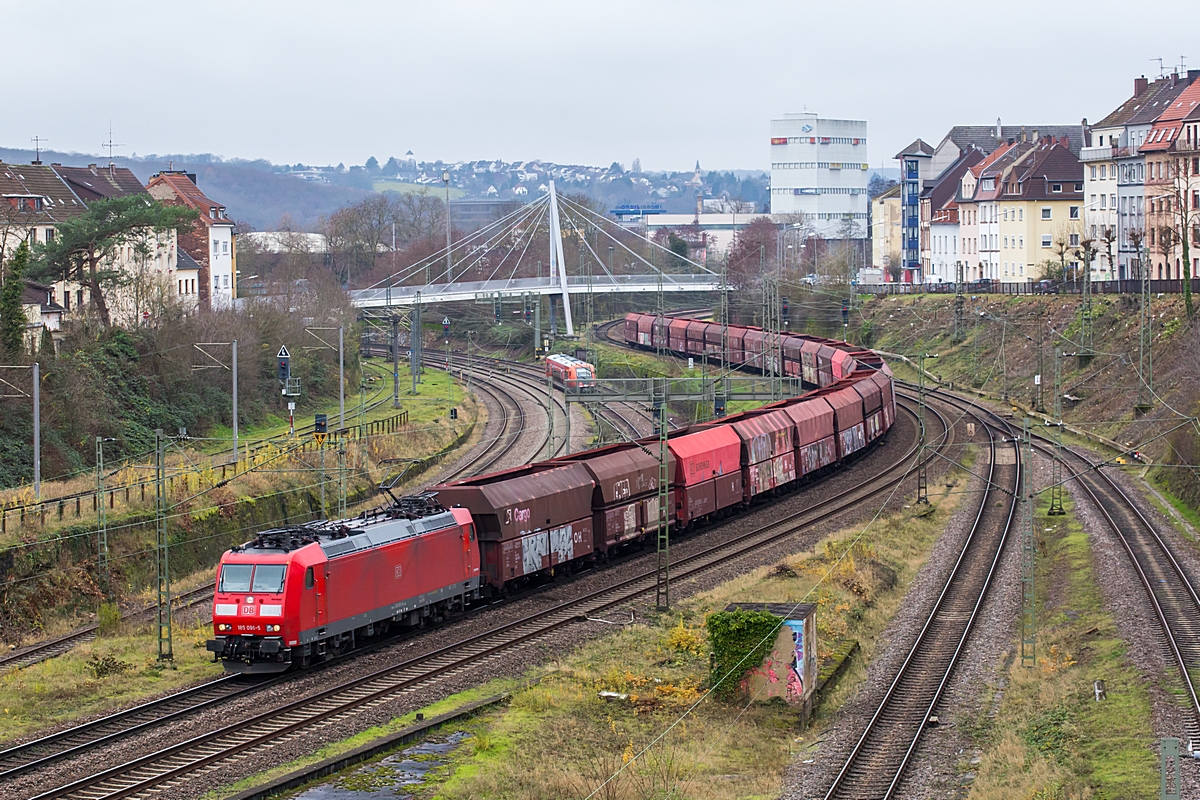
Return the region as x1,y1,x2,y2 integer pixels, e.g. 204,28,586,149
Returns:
769,113,869,238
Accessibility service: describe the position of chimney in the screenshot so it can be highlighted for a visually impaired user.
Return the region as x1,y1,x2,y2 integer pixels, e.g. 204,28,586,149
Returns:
996,117,1002,139
1032,128,1039,142
1134,75,1149,95
1021,125,1027,142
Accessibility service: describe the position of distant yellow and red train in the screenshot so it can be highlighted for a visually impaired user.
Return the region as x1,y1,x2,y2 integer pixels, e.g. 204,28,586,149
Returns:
207,315,894,673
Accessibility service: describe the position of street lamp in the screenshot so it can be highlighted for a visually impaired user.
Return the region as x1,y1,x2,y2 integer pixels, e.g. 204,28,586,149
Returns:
443,170,452,283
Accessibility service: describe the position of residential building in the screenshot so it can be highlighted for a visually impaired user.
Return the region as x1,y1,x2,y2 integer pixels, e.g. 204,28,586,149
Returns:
1,160,187,323
894,139,934,282
1112,74,1197,277
147,171,236,309
769,113,870,239
929,201,959,282
21,280,65,352
1082,73,1199,279
988,139,1085,281
871,184,901,272
919,148,983,281
1138,75,1200,280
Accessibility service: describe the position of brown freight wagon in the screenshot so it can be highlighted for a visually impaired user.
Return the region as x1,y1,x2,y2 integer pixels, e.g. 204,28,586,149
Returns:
557,443,677,554
686,321,709,356
434,463,595,591
668,318,691,354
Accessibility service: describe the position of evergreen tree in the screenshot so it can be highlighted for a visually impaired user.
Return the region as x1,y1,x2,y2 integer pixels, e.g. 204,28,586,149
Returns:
0,241,29,356
31,196,197,327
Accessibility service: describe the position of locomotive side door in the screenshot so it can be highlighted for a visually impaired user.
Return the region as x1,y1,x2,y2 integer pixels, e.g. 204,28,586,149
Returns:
462,523,475,578
317,568,328,626
298,565,320,629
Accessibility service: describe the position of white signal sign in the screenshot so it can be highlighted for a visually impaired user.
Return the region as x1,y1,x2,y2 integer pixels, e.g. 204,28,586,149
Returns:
277,345,291,358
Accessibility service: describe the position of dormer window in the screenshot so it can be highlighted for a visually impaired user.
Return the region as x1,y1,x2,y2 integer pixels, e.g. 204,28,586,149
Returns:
209,207,217,219
1051,183,1062,193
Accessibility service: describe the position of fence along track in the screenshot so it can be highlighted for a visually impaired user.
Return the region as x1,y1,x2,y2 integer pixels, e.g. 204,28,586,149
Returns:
34,399,938,800
823,394,1019,800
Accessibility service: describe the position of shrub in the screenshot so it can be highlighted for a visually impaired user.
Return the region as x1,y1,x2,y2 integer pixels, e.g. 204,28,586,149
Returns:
705,609,780,700
97,602,121,636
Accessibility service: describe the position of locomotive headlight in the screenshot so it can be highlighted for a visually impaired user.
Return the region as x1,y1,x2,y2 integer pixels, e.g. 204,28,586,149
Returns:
217,623,230,631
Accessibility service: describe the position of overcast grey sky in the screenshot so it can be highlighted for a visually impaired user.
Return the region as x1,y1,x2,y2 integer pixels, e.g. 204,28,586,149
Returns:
4,1,1196,172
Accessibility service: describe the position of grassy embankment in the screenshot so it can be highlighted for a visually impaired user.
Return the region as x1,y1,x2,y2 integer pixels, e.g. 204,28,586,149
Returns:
232,451,972,799
965,494,1156,799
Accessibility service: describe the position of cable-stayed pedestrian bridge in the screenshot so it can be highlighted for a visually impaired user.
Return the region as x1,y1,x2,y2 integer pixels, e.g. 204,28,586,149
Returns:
349,273,721,308
348,181,720,335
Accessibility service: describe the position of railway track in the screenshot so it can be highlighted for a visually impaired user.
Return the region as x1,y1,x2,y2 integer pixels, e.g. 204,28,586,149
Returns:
0,585,215,675
1017,417,1200,744
30,397,944,800
822,390,1019,800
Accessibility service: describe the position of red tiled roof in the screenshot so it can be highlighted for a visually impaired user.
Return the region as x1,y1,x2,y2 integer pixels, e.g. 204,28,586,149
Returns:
146,172,233,227
1141,80,1200,151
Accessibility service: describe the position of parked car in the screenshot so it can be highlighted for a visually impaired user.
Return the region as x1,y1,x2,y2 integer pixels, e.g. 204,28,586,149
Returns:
969,278,994,291
1035,280,1059,294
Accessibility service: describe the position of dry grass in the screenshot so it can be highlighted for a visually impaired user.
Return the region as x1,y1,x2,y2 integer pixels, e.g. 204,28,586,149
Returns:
965,495,1156,799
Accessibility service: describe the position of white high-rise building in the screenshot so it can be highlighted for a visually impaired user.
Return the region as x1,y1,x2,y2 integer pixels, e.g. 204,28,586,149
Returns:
769,113,869,238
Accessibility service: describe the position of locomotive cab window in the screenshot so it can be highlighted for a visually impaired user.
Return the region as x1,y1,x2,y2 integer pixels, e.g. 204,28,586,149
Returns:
219,564,253,593
304,566,314,589
251,564,286,594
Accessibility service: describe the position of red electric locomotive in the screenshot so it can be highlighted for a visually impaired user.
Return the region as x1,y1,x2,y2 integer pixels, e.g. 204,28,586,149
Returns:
208,495,480,673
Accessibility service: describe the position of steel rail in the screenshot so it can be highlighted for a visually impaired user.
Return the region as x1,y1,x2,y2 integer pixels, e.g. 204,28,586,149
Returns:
823,391,1019,799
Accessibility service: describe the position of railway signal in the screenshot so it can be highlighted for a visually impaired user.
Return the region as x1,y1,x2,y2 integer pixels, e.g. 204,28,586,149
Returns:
443,316,451,342
782,297,790,328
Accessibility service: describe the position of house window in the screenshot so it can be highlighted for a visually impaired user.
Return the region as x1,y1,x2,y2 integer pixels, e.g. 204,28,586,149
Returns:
1100,195,1107,209
1042,207,1052,220
223,275,229,288
1090,195,1097,209
209,208,217,219
1111,194,1116,210
1019,208,1023,221
213,239,219,255
1091,166,1097,179
1041,235,1052,248
45,228,54,241
1019,236,1024,248
215,276,220,290
1074,183,1083,192
222,241,228,254
1100,165,1106,179
28,229,37,244
1070,233,1080,247
1051,184,1062,193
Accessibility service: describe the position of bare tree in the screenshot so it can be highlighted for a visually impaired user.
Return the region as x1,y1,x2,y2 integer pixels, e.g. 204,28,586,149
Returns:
1165,152,1197,316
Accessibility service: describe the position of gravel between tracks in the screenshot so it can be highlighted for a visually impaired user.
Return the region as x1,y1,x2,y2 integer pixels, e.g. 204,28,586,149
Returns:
1059,444,1200,797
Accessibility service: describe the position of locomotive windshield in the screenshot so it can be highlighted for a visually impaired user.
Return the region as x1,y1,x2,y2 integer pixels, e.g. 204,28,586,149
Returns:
576,368,593,382
219,564,253,592
251,564,287,593
219,563,286,594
